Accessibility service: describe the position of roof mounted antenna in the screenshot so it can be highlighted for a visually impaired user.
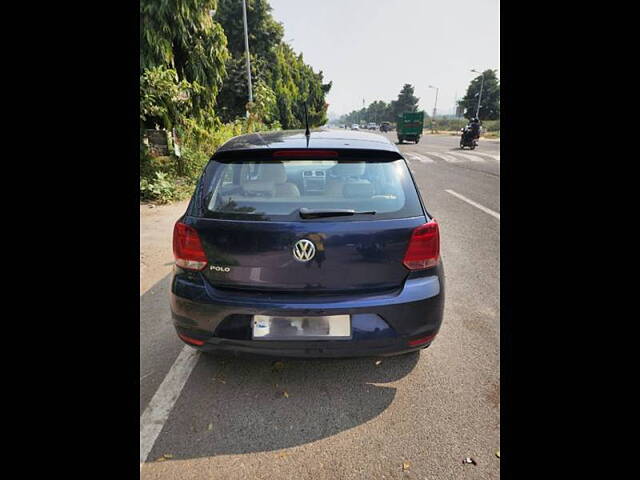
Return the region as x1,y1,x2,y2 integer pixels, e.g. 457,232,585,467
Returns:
304,102,310,137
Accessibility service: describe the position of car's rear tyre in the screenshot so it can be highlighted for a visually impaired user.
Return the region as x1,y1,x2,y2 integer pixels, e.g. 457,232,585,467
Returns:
415,137,420,144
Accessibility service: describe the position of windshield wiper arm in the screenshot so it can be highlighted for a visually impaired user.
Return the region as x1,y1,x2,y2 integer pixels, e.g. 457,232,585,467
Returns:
298,208,376,219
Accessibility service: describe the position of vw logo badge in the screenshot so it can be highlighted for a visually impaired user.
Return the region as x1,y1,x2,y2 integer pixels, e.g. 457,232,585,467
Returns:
293,239,316,262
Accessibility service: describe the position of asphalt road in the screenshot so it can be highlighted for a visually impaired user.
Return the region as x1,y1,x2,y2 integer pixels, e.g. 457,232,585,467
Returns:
140,131,500,479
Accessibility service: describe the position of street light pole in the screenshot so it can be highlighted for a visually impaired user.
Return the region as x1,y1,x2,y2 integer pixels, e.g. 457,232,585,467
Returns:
471,69,485,119
428,85,439,133
242,0,253,118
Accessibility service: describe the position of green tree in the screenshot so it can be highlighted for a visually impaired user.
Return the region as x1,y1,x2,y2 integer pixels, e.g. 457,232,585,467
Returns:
214,55,254,122
140,0,229,124
215,0,330,128
251,79,279,126
214,0,283,122
392,84,420,117
366,100,388,123
215,0,284,59
339,89,427,126
458,70,500,120
140,66,203,130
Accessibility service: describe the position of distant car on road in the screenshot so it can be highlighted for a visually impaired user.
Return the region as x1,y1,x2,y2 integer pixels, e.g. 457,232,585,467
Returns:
380,122,392,132
367,122,378,130
351,123,360,130
170,130,445,358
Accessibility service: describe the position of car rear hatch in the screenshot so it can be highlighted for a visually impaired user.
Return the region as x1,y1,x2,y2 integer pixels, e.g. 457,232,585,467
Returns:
179,149,432,295
191,216,426,293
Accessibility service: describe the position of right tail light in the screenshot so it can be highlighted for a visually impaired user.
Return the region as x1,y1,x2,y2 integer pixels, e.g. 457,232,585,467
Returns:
403,220,440,270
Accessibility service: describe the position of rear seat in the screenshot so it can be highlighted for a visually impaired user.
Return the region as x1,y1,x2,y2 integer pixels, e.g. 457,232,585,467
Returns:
242,163,301,198
343,183,375,198
325,163,372,196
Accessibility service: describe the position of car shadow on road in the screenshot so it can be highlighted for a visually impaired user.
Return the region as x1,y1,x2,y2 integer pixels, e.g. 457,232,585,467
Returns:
148,335,420,459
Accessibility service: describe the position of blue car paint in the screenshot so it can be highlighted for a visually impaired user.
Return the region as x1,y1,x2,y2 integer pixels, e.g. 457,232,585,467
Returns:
171,266,444,357
184,215,428,293
170,130,445,358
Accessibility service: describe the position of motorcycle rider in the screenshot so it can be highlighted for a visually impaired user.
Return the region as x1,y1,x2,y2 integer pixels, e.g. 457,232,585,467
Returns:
469,117,481,138
462,117,480,142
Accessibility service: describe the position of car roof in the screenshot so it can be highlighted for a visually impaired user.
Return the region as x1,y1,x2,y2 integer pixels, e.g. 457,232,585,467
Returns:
215,129,399,153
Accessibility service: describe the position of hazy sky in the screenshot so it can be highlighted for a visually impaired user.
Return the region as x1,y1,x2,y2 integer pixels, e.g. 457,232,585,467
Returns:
269,0,499,117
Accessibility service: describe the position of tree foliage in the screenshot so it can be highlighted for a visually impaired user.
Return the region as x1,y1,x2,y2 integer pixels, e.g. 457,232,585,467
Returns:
216,0,284,59
392,84,420,117
458,70,500,120
140,66,203,129
140,0,229,125
272,44,331,128
251,79,279,126
214,0,331,128
339,84,426,125
140,0,333,203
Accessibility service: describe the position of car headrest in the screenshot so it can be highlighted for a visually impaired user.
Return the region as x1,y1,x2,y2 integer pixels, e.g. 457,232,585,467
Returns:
333,162,366,177
343,182,374,198
258,162,287,183
365,163,384,179
242,181,275,196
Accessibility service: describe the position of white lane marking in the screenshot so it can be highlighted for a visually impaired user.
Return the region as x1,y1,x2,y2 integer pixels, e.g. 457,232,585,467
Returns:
405,152,434,163
469,151,500,161
427,152,463,163
445,189,500,220
455,152,486,163
140,346,200,470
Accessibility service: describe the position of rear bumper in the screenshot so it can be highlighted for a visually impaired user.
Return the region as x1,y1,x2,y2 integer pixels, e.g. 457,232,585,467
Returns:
170,266,445,358
175,332,435,359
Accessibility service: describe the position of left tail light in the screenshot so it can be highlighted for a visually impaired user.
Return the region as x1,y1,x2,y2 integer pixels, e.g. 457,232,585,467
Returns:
173,222,207,271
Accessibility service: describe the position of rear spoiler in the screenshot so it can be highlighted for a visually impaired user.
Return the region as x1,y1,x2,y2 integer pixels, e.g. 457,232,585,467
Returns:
212,148,403,162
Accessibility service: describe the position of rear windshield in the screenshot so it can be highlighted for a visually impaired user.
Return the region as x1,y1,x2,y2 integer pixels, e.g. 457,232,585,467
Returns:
200,158,423,221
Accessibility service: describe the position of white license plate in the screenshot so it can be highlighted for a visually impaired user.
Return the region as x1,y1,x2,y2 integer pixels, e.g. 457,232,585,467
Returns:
252,315,351,340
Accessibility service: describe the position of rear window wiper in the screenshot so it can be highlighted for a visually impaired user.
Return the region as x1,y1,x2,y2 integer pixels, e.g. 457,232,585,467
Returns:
298,208,376,219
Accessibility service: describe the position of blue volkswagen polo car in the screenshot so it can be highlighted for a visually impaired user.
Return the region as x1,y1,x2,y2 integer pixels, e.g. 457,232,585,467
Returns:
170,129,444,358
